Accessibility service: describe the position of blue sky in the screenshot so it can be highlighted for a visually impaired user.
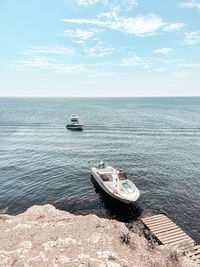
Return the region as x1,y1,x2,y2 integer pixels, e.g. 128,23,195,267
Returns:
0,0,200,97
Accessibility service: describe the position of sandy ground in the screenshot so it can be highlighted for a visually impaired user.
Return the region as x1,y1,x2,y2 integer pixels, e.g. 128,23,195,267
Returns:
0,204,196,267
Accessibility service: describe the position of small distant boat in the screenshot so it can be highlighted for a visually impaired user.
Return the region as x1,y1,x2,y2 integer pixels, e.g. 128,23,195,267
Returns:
90,162,140,204
66,115,84,130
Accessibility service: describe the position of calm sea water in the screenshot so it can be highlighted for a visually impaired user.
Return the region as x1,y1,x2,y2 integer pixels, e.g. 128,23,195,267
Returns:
0,97,199,243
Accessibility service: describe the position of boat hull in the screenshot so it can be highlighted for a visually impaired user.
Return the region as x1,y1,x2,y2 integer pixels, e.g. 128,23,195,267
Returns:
66,124,84,130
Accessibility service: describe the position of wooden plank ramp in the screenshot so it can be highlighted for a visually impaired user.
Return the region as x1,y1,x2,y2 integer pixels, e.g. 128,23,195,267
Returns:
141,214,200,265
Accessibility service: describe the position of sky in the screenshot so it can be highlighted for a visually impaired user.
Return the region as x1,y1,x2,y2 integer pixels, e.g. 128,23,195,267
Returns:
0,0,200,97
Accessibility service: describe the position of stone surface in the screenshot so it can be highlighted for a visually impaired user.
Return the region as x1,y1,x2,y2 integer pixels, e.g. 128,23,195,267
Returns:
0,204,196,267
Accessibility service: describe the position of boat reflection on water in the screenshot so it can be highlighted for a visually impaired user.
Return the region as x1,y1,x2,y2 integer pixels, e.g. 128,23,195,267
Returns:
90,175,143,222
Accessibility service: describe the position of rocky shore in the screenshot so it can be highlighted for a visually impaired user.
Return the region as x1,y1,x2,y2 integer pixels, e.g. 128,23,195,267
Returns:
0,205,196,267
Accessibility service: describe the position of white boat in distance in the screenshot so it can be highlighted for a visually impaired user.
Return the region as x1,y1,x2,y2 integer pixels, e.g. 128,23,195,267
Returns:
66,115,84,130
91,162,140,204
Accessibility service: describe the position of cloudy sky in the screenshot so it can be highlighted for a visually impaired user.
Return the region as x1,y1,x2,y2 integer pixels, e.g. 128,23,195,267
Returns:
0,0,200,97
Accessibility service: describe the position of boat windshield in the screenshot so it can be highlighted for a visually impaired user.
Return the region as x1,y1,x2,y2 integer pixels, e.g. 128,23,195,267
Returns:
99,173,113,181
118,171,127,180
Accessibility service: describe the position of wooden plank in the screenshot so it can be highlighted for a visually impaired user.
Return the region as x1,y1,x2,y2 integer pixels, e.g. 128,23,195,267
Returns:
156,229,184,238
194,258,200,264
167,237,192,246
175,241,195,251
153,227,179,235
145,218,172,227
187,248,200,257
157,232,188,243
167,236,192,246
157,228,184,235
157,233,188,244
147,220,176,228
146,218,173,225
192,251,200,257
191,253,200,260
193,247,200,255
142,214,166,223
142,215,166,223
142,216,170,223
145,219,174,228
187,245,200,253
177,240,195,247
184,246,196,254
180,243,197,252
165,238,191,244
142,214,199,265
148,221,177,231
146,218,175,227
150,224,179,234
194,260,200,265
193,245,200,251
158,230,187,239
166,236,192,244
142,214,166,220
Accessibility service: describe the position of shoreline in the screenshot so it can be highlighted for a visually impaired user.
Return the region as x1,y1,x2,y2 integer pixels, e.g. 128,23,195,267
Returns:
0,204,196,267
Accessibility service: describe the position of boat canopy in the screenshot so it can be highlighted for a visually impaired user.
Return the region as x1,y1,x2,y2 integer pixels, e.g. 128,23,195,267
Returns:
70,115,78,121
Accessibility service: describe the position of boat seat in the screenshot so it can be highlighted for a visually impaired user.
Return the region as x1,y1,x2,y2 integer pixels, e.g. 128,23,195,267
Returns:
118,172,127,180
99,173,113,181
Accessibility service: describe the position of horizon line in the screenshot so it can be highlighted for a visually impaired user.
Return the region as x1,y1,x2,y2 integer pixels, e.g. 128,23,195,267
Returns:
0,95,200,99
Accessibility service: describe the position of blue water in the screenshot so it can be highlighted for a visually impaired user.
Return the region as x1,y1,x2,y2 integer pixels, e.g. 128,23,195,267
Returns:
0,97,199,243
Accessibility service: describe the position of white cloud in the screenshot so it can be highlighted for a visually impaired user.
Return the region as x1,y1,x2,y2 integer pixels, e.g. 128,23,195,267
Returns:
184,31,200,44
84,45,118,57
22,46,74,56
179,1,200,10
77,0,138,10
153,48,174,55
77,0,102,6
97,7,119,19
125,0,138,10
163,23,184,32
172,71,190,78
12,56,87,74
119,54,141,66
63,12,184,37
63,14,165,36
154,67,168,72
64,29,100,40
73,40,85,45
179,63,200,67
118,54,150,68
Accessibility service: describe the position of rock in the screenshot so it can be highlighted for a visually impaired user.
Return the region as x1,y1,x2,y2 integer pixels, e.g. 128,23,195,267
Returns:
0,204,197,267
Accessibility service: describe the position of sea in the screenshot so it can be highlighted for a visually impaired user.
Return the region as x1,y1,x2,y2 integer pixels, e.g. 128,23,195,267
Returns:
0,97,199,243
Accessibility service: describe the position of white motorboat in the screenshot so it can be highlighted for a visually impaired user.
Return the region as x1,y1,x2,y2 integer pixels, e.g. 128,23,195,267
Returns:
91,162,140,204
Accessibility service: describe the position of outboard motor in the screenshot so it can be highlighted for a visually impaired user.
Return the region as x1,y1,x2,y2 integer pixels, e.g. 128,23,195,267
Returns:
98,161,105,169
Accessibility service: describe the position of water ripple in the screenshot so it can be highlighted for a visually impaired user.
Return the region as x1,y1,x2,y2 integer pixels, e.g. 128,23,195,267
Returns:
0,97,199,243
